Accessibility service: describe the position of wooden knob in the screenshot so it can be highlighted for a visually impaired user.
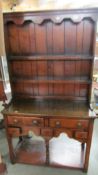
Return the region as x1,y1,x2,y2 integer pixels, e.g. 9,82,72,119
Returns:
77,122,82,128
32,120,38,125
14,119,18,123
55,121,61,127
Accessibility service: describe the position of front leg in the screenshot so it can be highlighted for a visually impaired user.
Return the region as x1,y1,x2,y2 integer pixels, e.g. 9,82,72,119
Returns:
7,136,15,164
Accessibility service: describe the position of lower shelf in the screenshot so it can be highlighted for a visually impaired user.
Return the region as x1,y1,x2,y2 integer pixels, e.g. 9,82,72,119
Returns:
49,134,85,169
15,139,46,165
14,134,86,169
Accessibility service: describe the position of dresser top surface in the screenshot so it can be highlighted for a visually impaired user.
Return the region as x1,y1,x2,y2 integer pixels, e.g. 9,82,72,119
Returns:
2,99,95,118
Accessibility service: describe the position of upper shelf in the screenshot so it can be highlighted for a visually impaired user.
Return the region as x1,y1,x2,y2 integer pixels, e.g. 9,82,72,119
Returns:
8,55,93,61
11,76,91,84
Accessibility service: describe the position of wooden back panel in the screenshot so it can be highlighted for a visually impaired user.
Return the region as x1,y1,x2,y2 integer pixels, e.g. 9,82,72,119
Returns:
5,19,94,56
4,9,97,102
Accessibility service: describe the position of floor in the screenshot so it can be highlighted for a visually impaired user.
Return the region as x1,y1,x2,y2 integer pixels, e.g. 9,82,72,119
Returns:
0,119,98,175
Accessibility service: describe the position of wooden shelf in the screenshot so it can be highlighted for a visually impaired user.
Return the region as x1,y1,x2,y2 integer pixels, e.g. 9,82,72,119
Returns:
49,136,85,169
8,55,93,61
13,94,87,101
14,135,85,169
3,98,89,116
12,76,91,84
15,139,46,165
2,99,89,117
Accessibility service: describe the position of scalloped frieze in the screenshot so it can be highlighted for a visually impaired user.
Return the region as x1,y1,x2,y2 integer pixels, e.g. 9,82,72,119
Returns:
4,12,97,25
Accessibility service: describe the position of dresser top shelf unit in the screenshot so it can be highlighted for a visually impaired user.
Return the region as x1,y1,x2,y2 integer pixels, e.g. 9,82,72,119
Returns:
3,8,98,172
3,8,98,106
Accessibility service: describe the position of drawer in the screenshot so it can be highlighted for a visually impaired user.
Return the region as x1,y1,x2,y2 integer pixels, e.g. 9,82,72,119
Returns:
41,128,53,137
8,128,20,137
75,131,88,140
49,119,89,129
54,129,73,138
7,116,23,126
23,117,44,127
22,127,40,136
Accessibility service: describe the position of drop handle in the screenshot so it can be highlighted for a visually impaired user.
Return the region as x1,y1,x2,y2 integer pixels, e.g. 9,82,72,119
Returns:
32,120,38,125
55,121,61,127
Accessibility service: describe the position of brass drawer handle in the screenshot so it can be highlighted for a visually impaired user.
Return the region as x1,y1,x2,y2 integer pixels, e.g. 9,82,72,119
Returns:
55,121,61,127
32,120,39,125
77,122,82,128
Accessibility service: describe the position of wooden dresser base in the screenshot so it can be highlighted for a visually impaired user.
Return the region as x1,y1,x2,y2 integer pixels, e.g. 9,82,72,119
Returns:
3,99,95,172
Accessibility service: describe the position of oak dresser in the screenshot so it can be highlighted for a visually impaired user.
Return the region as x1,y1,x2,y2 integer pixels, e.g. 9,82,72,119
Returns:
2,8,98,172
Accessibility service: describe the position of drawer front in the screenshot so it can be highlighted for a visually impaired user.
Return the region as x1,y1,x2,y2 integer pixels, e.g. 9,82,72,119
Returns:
23,117,44,127
22,127,40,136
8,128,20,137
49,119,89,129
54,129,73,138
75,131,88,140
7,116,23,126
7,116,44,127
41,128,53,137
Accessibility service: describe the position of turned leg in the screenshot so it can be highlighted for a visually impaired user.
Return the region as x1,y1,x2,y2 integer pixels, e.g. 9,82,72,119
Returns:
4,118,15,164
19,136,23,142
81,143,85,150
45,139,49,165
7,136,15,164
83,119,94,172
